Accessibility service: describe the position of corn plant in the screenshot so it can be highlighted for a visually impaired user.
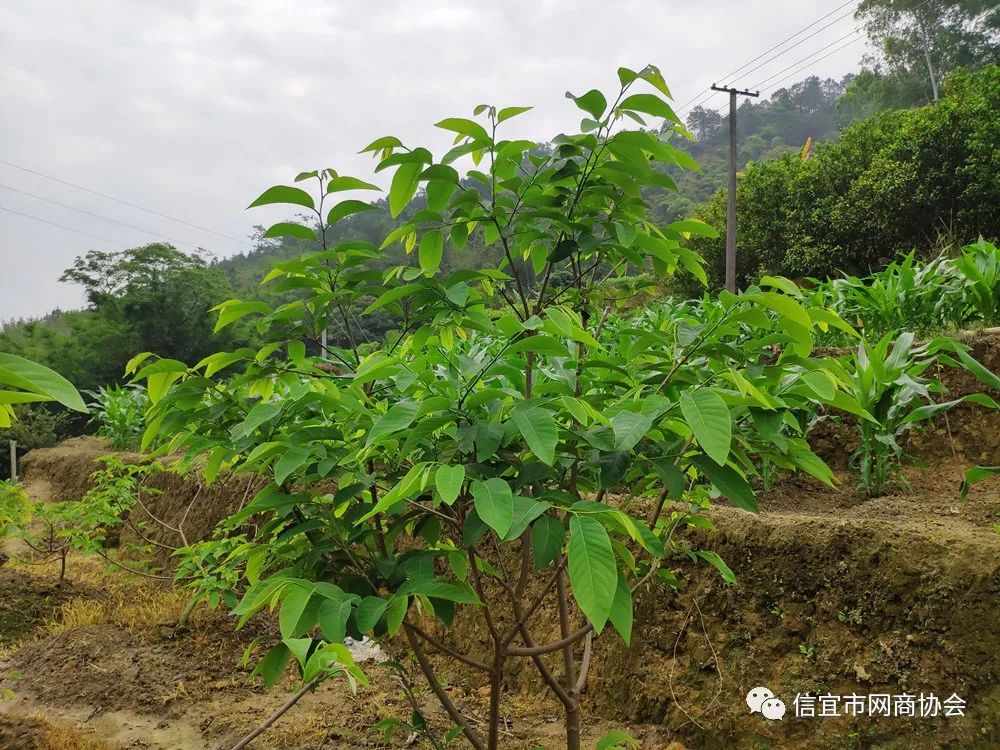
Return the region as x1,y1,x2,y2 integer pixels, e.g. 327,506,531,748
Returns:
833,332,999,497
815,252,964,340
86,383,149,450
953,239,1000,324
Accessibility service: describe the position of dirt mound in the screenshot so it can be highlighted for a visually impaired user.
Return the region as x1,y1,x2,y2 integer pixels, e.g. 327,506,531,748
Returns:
19,439,266,565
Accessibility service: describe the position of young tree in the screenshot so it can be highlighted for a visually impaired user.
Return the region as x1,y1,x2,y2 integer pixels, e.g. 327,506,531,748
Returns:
135,66,864,749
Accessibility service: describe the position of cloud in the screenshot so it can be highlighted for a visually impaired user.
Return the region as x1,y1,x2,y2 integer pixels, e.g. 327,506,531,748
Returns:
0,0,865,320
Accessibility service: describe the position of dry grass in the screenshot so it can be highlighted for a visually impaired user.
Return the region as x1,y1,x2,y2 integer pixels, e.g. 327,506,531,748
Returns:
8,553,194,636
4,712,115,750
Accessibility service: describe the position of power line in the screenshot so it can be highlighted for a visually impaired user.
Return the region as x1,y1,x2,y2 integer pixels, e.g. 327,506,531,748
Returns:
757,36,867,97
675,0,860,117
0,204,124,246
747,30,860,91
0,158,245,244
709,0,936,114
713,35,865,115
0,183,202,249
722,5,860,89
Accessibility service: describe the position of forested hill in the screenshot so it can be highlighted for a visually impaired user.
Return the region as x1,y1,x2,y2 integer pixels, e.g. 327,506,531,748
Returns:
217,73,855,288
653,75,852,223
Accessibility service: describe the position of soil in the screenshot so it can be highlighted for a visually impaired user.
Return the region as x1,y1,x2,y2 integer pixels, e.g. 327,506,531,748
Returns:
2,335,999,749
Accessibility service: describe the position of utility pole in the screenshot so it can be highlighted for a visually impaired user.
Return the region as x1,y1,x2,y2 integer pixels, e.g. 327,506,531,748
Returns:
917,17,939,104
9,440,16,484
711,84,760,293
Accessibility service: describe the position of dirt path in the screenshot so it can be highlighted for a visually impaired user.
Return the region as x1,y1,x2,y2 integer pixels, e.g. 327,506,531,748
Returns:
0,695,210,750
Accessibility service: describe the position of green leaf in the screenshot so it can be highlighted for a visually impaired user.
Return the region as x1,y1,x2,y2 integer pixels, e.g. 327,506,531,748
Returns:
248,185,315,210
253,643,290,688
961,465,1000,501
212,300,270,333
367,400,420,446
355,596,388,632
608,572,633,645
435,117,491,144
530,515,564,571
434,465,465,505
471,478,514,537
507,335,573,358
326,175,381,193
274,445,311,485
327,199,377,224
0,353,86,413
419,230,444,272
748,291,812,330
697,550,736,584
318,598,352,643
665,218,718,238
690,455,757,512
400,579,481,604
679,389,732,466
511,406,558,465
278,583,315,639
567,515,617,632
497,106,532,123
385,595,408,636
567,89,607,119
618,93,676,121
389,163,421,218
596,729,639,750
502,497,551,542
611,411,653,452
263,222,317,241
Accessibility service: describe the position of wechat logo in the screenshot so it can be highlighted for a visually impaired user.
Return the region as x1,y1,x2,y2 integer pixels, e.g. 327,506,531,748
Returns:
747,686,786,720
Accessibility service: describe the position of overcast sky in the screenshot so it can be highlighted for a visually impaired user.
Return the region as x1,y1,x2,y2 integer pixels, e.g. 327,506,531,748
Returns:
0,0,868,321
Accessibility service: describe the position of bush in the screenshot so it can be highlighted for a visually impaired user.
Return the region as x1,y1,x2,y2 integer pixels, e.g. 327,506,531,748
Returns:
689,65,1000,290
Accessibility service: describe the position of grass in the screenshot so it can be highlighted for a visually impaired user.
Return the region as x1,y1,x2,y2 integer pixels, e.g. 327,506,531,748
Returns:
5,554,193,636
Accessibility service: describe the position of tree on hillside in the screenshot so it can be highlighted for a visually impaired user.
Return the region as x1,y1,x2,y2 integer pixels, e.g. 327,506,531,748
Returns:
60,244,234,363
846,0,1000,112
688,65,1000,291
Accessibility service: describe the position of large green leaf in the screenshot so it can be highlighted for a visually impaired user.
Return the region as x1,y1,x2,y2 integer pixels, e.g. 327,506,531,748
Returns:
471,478,514,537
567,515,617,632
530,515,564,571
690,455,757,512
0,353,86,413
501,497,551,542
434,465,465,505
679,389,731,466
389,163,421,217
511,406,558,465
435,117,491,144
419,230,444,272
327,199,377,224
567,89,607,119
248,185,315,210
610,411,653,452
367,400,420,446
278,583,315,638
317,598,352,643
608,571,633,645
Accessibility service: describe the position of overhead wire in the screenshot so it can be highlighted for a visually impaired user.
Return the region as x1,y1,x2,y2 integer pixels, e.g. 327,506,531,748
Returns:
675,0,860,117
0,183,204,249
0,204,125,246
0,158,245,244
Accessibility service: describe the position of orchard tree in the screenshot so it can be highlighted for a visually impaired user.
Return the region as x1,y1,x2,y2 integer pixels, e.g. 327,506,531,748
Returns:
134,66,866,749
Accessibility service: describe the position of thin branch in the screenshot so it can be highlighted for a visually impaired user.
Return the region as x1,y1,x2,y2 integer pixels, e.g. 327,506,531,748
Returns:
228,674,323,750
404,624,487,750
407,621,492,673
505,624,592,657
